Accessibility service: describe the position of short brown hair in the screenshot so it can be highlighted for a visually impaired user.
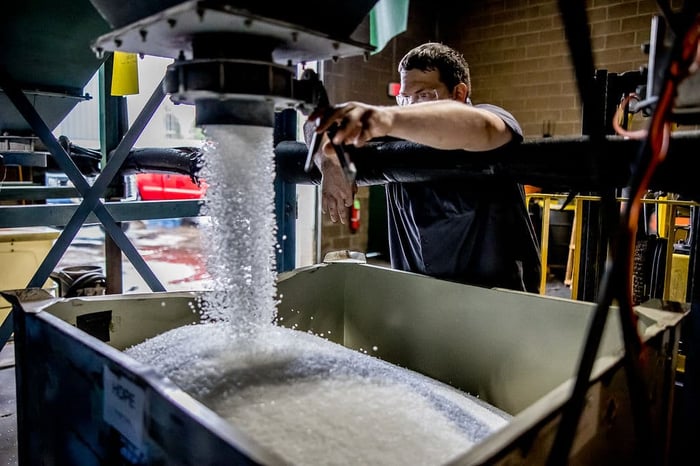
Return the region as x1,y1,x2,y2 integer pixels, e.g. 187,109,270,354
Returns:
398,42,471,99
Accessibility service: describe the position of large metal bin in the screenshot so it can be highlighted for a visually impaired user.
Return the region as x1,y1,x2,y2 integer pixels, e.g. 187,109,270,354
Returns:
5,262,686,465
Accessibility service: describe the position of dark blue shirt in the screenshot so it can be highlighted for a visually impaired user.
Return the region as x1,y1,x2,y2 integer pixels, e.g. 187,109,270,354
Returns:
386,104,541,292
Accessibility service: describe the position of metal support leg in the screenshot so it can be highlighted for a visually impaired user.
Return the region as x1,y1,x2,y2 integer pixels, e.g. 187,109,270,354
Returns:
576,199,604,302
538,196,552,295
274,108,297,273
100,59,127,294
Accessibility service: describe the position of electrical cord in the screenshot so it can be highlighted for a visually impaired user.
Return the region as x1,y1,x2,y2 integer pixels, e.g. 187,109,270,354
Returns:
58,135,102,160
547,3,700,465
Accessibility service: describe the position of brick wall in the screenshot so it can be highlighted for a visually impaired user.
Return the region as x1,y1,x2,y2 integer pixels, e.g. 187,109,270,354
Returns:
440,0,662,138
314,0,674,258
324,0,666,139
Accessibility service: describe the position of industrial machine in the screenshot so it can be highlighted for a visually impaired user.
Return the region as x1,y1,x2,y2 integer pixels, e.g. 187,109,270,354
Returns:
3,0,699,465
87,0,378,127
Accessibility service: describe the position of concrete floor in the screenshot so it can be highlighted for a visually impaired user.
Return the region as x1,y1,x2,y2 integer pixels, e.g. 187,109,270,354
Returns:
0,342,17,466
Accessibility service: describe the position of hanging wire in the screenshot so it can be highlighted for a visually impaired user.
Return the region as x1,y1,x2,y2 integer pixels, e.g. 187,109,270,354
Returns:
547,3,700,465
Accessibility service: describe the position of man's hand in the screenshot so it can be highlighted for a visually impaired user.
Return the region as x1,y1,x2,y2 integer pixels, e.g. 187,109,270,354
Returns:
317,146,355,224
311,102,393,148
304,120,355,224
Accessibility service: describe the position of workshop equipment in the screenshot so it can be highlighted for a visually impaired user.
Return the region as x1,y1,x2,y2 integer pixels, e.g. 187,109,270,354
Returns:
89,0,379,129
3,2,696,465
1,0,110,135
4,263,686,465
49,265,106,298
0,227,60,321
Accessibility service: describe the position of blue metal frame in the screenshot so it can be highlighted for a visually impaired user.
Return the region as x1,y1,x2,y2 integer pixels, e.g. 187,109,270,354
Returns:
0,64,170,348
0,200,202,228
274,108,297,273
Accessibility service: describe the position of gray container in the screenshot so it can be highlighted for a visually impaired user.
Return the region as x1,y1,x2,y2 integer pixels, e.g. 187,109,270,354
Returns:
5,262,686,465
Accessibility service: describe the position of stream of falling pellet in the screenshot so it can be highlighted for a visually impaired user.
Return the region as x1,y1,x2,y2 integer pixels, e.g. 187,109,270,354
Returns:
126,125,511,465
196,125,278,332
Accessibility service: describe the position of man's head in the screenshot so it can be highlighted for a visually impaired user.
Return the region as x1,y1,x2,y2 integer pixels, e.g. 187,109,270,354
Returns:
397,42,471,105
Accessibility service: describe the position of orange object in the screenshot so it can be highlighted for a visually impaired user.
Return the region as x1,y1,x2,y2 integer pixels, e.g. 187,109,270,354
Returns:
350,198,361,233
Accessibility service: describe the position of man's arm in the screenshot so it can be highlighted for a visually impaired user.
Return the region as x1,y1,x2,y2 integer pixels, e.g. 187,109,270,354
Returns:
312,100,513,152
305,98,516,224
303,120,355,224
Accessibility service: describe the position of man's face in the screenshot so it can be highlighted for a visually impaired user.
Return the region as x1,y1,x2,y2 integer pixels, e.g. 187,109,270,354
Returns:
396,69,450,106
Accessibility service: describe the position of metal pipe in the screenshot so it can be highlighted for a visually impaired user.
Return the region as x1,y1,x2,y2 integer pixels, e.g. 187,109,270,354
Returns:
273,133,700,202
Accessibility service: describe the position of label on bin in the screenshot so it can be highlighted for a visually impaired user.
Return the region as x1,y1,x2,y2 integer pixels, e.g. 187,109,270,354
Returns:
103,366,145,447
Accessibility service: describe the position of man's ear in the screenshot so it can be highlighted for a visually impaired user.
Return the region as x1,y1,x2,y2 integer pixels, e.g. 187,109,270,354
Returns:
453,83,469,103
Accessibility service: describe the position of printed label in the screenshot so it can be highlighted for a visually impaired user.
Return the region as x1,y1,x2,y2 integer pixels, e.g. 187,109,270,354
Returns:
103,365,145,447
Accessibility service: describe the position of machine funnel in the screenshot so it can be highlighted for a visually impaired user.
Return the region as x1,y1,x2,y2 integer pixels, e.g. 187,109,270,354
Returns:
88,0,377,126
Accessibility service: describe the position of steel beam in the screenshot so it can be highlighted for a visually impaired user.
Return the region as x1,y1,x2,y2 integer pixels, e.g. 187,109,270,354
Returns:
0,200,202,228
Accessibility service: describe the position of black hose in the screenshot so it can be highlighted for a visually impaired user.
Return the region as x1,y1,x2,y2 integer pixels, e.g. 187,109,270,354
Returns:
118,146,203,184
50,136,204,184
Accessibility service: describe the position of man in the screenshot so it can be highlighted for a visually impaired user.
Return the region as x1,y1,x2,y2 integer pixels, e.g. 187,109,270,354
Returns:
308,42,541,292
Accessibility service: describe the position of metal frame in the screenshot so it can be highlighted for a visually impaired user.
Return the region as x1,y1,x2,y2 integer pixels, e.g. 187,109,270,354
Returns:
273,108,298,273
0,201,202,228
0,62,174,348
